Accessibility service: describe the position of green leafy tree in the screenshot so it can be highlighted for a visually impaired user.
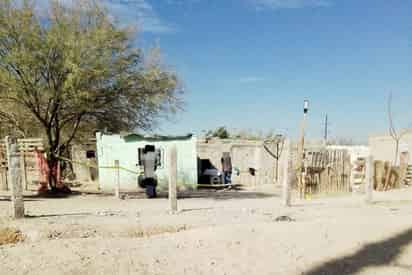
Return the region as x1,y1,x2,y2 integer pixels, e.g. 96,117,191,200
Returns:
0,0,183,189
206,126,230,139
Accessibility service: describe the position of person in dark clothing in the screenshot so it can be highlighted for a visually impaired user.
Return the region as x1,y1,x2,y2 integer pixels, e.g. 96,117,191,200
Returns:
139,145,158,198
221,152,232,186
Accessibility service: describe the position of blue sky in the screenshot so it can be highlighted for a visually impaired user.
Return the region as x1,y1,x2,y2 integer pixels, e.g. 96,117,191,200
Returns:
51,0,412,142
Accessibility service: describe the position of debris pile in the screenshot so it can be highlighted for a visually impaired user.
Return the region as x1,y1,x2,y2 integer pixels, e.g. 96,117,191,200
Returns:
0,228,25,246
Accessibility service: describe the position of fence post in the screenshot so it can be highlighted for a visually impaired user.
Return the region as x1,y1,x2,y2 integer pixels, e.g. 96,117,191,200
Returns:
282,150,291,207
282,140,291,207
0,166,7,191
6,137,25,219
168,145,178,213
114,160,120,198
365,155,374,203
20,144,28,191
0,150,7,191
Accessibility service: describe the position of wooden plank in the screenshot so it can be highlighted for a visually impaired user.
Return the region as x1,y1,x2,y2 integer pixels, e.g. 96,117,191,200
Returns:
21,145,28,191
0,166,7,191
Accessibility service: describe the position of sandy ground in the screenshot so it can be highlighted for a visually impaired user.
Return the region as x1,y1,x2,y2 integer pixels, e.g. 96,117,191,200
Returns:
1,185,412,275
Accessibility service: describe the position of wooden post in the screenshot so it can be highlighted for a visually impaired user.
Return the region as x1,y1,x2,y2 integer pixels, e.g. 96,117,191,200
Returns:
20,144,28,191
297,113,307,199
0,154,8,191
87,158,94,182
365,155,374,203
0,166,7,191
6,137,25,219
399,152,409,186
282,142,291,207
168,145,178,213
114,160,120,198
383,162,391,191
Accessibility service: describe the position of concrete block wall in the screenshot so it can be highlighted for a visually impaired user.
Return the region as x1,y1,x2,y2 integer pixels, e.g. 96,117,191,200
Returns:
369,132,412,165
197,138,279,186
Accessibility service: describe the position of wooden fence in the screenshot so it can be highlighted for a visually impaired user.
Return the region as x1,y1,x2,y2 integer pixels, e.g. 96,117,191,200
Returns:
0,138,44,191
301,149,352,196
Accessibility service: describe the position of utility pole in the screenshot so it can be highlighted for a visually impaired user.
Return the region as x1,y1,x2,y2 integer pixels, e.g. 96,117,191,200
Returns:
297,100,309,199
324,114,329,145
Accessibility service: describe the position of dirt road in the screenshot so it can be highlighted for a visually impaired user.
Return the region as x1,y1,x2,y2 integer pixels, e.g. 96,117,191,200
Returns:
1,185,412,275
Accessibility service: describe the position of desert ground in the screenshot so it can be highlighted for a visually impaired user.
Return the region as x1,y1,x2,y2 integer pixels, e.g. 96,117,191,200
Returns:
1,185,412,275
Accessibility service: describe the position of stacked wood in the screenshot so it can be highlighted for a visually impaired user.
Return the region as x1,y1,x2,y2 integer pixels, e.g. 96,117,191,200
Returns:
374,160,402,191
399,152,409,185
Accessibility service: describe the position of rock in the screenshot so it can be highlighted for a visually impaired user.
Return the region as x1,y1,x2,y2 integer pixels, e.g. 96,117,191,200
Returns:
97,210,120,216
275,215,295,222
47,230,62,239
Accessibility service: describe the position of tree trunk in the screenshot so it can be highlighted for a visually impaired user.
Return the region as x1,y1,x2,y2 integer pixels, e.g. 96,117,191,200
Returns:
45,143,71,194
47,154,58,189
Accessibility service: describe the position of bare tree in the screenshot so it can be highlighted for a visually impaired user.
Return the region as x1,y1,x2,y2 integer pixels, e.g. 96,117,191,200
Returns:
387,92,410,166
263,135,285,182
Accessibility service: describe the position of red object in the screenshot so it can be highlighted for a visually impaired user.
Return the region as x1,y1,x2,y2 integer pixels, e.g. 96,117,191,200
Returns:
34,149,61,191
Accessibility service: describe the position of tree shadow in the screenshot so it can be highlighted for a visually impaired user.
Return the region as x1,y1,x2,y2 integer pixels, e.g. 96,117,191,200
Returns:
121,188,278,201
25,212,94,218
27,190,84,199
180,207,215,213
16,186,277,201
303,227,412,275
0,196,40,202
172,189,277,200
372,200,412,206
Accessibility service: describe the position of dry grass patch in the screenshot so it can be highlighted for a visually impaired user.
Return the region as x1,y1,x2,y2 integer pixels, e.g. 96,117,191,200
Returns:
126,225,190,238
0,228,25,246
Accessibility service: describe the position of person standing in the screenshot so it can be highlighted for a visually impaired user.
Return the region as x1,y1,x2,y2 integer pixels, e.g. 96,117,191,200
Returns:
221,152,232,186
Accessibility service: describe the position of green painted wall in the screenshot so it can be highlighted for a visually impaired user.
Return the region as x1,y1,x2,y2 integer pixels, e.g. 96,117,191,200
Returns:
96,132,198,191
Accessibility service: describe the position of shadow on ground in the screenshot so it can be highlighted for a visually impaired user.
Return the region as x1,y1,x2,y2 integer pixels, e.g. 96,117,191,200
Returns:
303,227,412,275
25,212,94,219
1,186,278,201
0,196,40,202
176,190,278,200
80,184,278,200
121,189,277,200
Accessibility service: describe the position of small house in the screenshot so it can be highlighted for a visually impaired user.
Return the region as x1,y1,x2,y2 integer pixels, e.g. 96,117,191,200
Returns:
95,132,198,191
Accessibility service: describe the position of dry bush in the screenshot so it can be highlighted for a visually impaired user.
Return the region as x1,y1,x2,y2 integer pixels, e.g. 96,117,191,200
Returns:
0,228,25,246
